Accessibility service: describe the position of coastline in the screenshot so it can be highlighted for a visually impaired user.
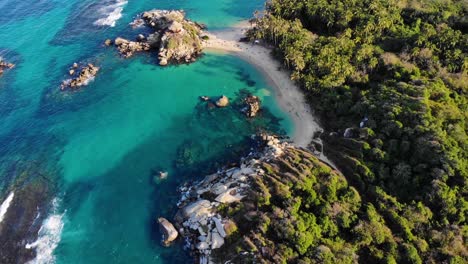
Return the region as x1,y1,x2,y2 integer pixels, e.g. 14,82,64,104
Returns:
202,22,321,148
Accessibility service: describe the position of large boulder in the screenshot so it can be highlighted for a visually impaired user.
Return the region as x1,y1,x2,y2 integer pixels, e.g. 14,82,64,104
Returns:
215,95,229,107
180,199,212,219
242,95,261,118
211,232,225,249
158,217,178,246
215,188,245,204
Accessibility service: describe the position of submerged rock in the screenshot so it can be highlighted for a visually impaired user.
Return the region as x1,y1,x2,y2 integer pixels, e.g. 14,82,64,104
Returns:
104,39,113,46
158,217,178,246
0,59,15,76
215,95,229,107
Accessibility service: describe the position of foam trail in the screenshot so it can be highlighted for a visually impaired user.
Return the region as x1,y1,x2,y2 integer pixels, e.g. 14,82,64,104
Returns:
26,198,65,264
0,192,14,224
93,0,128,27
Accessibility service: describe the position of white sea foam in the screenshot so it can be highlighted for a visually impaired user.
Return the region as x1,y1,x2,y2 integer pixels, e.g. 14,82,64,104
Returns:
0,192,14,224
26,198,65,264
93,0,128,27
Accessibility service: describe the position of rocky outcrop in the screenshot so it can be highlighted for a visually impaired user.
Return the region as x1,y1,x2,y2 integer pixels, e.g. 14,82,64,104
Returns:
61,63,99,90
114,37,151,58
113,10,203,65
215,95,229,107
242,95,261,117
158,217,178,246
0,59,15,76
174,134,288,263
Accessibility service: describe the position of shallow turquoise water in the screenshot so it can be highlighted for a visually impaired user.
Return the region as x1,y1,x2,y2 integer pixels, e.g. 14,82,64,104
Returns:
0,0,291,263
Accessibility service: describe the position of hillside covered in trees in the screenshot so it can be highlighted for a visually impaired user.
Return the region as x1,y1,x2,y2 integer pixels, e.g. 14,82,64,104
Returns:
242,0,467,263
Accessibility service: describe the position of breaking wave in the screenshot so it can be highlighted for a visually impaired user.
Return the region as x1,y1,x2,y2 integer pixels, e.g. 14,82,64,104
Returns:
0,192,14,224
93,0,128,27
26,198,65,264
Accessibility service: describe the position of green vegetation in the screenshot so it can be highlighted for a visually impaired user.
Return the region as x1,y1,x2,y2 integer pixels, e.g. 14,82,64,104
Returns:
225,0,468,262
213,147,467,263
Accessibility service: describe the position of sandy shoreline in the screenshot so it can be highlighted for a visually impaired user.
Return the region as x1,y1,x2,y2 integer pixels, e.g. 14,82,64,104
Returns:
202,22,322,148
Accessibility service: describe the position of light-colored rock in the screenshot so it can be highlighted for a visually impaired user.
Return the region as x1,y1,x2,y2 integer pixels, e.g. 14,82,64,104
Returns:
168,21,183,33
215,95,229,107
211,232,224,249
215,188,245,204
181,199,212,219
198,226,207,236
211,183,228,195
158,217,178,246
212,217,227,238
196,241,209,250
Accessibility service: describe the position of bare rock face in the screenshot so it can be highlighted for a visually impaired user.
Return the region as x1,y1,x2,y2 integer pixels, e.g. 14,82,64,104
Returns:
0,59,15,76
242,95,261,118
61,63,99,90
158,217,178,246
215,95,229,107
173,134,290,263
114,37,151,58
113,10,203,65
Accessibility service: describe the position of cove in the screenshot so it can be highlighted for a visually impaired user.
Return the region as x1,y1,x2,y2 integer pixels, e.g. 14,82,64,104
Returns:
0,0,295,263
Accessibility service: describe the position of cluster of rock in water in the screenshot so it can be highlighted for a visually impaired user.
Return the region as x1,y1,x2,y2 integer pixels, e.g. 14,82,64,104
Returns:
109,10,205,66
200,94,261,118
59,10,207,91
60,63,100,90
0,58,15,76
158,134,288,264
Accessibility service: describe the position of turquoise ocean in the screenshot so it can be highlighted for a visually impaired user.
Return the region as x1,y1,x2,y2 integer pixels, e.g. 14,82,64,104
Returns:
0,0,293,263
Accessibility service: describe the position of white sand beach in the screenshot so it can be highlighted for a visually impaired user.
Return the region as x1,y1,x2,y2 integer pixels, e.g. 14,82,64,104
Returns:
203,22,322,148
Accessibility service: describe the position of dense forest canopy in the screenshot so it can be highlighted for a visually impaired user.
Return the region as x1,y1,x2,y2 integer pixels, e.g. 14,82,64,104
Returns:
240,0,468,263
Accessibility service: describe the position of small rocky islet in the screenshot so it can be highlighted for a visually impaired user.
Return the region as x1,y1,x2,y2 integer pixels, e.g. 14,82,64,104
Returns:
60,63,100,90
111,10,205,66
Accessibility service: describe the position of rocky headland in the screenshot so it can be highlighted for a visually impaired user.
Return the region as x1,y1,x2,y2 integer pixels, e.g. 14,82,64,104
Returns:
113,10,204,66
162,134,342,263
